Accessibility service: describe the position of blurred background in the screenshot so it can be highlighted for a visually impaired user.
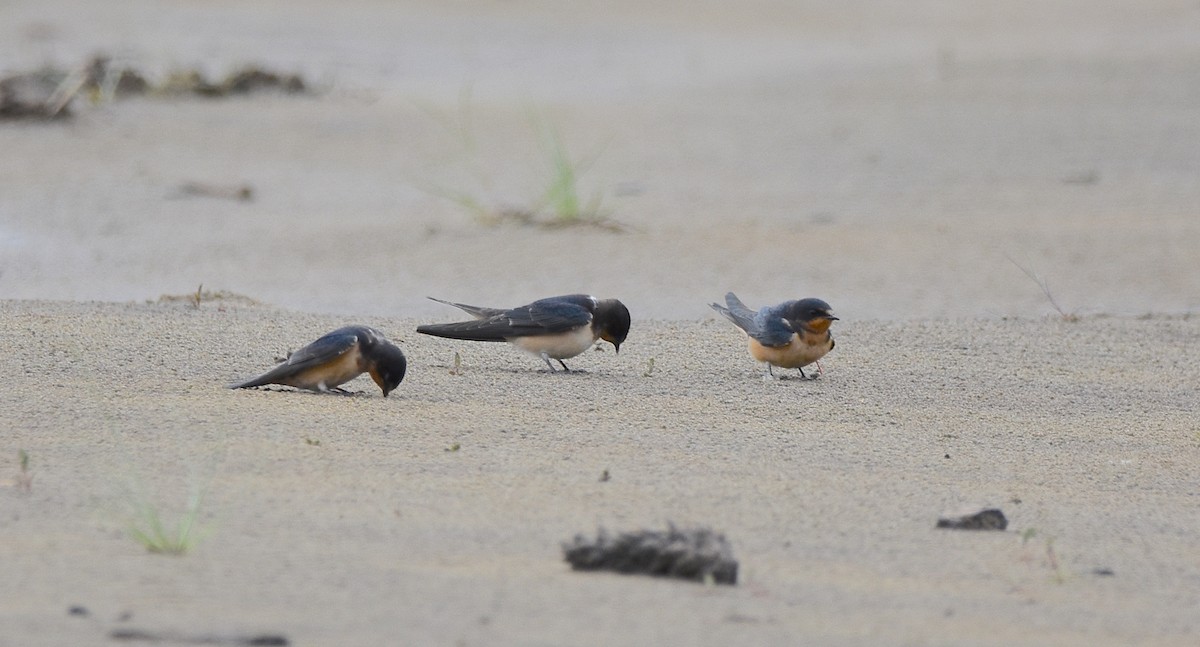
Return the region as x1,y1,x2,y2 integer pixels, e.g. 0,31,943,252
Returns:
1,0,1197,319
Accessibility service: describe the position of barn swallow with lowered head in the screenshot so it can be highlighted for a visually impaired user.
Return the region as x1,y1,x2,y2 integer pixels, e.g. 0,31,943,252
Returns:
710,292,837,379
229,325,407,396
416,294,630,372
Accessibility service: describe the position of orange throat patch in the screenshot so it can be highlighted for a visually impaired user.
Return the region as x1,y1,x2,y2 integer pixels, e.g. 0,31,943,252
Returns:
805,318,832,334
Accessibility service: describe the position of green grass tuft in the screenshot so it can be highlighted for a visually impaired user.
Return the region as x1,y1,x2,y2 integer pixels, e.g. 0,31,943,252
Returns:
535,122,605,225
15,449,32,494
126,484,207,556
417,98,624,232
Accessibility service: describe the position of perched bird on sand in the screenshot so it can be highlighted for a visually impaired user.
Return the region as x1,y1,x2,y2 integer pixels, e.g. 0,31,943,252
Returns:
229,325,407,396
416,294,630,372
710,292,837,379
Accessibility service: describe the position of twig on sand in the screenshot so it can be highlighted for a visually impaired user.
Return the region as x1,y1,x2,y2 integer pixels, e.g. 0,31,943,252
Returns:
1004,254,1079,321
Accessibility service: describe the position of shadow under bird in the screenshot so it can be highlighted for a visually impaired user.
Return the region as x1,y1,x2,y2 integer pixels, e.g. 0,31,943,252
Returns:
710,292,837,379
416,294,631,372
229,325,407,396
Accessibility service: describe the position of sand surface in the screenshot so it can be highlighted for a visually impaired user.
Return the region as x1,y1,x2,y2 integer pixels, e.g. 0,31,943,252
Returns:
1,0,1198,319
3,300,1199,646
2,1,1199,645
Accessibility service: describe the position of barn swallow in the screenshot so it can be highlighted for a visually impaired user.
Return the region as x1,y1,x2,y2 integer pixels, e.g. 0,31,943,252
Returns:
416,294,631,372
710,292,837,379
229,325,407,396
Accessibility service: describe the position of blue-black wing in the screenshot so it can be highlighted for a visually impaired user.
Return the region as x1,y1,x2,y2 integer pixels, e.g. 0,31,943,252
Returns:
748,304,796,347
711,293,795,347
418,295,594,341
230,327,361,388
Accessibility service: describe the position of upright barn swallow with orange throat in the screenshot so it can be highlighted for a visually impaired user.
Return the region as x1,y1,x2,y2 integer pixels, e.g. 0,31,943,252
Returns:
710,292,837,379
229,325,407,396
416,294,630,372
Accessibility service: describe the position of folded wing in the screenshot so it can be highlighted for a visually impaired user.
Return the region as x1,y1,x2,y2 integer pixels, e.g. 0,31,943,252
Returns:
229,328,359,388
418,297,593,341
710,292,795,348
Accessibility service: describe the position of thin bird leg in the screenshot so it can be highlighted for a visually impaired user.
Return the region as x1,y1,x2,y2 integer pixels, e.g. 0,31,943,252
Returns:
540,352,560,372
557,359,571,372
316,381,355,395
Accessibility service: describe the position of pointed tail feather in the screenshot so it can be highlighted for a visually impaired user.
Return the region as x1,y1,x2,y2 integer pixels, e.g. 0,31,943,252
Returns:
427,296,504,320
228,362,292,390
711,292,757,333
228,374,271,390
416,321,511,342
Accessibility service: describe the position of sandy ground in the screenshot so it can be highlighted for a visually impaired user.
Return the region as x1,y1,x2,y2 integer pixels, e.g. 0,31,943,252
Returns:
1,0,1198,319
2,300,1199,646
2,0,1199,645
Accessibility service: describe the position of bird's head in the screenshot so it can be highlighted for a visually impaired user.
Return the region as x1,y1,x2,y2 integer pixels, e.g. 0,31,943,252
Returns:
370,343,408,397
786,298,838,334
594,299,631,354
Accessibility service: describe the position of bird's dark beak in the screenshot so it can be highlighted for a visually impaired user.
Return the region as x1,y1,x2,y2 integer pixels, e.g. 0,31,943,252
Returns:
613,341,621,355
825,315,839,321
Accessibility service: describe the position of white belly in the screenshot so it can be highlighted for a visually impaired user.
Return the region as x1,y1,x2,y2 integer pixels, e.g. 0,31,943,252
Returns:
510,326,596,359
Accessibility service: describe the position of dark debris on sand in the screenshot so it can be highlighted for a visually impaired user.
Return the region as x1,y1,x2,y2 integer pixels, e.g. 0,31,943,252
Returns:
109,628,288,645
1,55,309,122
563,524,738,585
0,67,78,119
158,67,307,98
936,508,1008,531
